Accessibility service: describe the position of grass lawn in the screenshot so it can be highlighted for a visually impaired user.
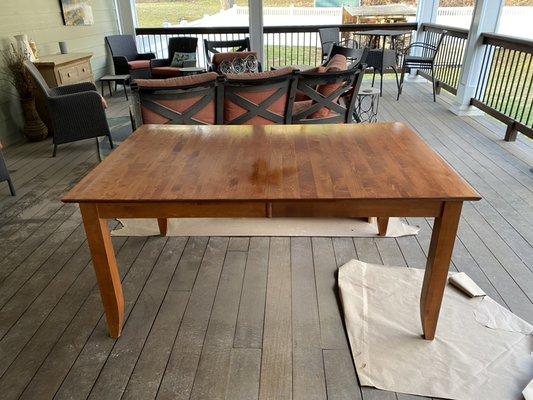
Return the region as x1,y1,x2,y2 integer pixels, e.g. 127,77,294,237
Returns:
136,0,313,27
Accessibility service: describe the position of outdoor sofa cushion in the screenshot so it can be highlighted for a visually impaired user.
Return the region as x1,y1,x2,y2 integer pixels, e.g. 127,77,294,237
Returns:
151,66,183,78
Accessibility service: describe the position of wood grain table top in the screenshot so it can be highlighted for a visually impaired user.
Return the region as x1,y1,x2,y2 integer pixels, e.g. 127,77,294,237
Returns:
62,123,480,203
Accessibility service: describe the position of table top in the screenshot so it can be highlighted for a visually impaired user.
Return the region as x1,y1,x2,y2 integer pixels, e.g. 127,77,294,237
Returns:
100,74,130,81
62,123,480,204
34,53,93,66
355,29,411,37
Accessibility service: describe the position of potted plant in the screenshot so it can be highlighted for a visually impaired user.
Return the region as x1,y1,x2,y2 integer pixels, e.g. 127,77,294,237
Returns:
1,44,48,141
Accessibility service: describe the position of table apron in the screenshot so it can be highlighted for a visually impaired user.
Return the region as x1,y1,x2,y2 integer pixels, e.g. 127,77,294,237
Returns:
92,199,445,219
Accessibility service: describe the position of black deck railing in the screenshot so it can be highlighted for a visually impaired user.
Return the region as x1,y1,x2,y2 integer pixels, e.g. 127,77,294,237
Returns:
471,33,533,140
417,23,468,95
136,23,417,70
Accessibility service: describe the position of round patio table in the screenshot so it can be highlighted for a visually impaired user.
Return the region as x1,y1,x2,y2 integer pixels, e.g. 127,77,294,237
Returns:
354,29,412,50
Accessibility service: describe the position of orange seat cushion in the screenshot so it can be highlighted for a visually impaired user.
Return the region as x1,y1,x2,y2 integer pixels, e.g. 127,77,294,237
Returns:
151,66,182,78
128,60,151,70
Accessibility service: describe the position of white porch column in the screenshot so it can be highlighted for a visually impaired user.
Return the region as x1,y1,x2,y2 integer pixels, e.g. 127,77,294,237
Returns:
407,0,439,80
114,0,137,36
450,0,504,115
249,0,264,64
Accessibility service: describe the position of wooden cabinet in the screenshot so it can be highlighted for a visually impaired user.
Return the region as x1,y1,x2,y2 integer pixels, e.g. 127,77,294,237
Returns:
33,53,94,88
33,53,94,132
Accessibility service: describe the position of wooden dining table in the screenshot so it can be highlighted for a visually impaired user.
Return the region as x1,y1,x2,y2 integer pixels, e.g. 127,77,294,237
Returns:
62,123,480,340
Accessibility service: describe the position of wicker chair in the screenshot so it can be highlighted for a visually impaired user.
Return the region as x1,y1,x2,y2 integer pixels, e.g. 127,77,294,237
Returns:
105,35,155,79
221,68,296,125
397,30,448,102
150,37,198,78
131,72,221,127
0,143,15,196
24,60,113,159
319,27,340,63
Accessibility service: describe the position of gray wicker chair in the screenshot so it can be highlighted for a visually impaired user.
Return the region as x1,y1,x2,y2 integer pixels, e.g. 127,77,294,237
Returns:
24,60,113,159
0,144,15,196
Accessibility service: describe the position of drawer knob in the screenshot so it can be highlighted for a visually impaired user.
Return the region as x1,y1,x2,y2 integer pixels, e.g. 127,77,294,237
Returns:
67,73,71,77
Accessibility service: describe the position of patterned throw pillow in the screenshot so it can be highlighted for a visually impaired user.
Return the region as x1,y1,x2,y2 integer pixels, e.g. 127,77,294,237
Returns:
170,52,196,68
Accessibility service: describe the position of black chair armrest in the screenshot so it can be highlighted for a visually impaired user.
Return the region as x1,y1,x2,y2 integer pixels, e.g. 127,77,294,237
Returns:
113,56,130,75
50,82,98,96
137,52,156,60
150,58,171,68
403,42,437,55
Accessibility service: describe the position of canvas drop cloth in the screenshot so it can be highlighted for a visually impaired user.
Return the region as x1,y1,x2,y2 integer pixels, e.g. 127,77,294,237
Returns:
338,260,533,400
111,217,419,237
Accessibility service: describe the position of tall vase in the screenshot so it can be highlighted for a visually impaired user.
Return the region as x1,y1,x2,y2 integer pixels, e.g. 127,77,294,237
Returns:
20,98,48,141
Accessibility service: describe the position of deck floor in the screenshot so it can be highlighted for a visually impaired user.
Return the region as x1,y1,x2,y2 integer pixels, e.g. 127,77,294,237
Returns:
0,80,531,400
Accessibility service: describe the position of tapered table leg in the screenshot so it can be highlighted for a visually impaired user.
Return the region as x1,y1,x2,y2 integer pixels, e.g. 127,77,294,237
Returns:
157,218,168,236
80,203,124,338
420,201,462,340
377,217,389,236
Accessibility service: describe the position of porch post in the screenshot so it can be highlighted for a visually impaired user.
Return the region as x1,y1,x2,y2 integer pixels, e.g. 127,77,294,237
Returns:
249,0,264,64
408,0,439,79
114,0,137,35
450,0,504,115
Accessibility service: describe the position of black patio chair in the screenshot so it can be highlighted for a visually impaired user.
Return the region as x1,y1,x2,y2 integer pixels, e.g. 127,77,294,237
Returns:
319,27,340,63
105,35,155,79
203,37,258,71
131,72,221,127
325,43,368,66
291,63,366,124
150,36,198,77
221,67,296,125
366,48,400,97
24,60,113,159
0,144,15,196
397,30,448,102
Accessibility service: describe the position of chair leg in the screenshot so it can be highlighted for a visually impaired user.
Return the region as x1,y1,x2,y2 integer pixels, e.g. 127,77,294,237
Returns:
7,179,15,196
379,71,383,97
52,144,58,158
392,66,400,97
96,138,102,162
372,69,376,87
123,84,128,101
108,134,114,149
430,65,437,102
397,65,406,101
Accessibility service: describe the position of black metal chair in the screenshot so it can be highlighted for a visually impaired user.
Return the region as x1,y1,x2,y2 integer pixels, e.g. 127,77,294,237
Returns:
105,35,155,79
397,30,448,102
0,144,15,196
24,60,113,159
150,36,198,78
291,63,366,124
319,27,340,63
221,68,296,125
131,72,221,127
325,44,368,66
203,38,257,71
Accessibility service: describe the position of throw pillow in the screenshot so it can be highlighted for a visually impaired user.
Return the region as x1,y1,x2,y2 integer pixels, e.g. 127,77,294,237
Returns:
170,52,196,68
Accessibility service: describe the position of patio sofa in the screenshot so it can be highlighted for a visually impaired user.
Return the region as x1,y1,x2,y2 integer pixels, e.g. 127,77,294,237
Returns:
131,54,365,127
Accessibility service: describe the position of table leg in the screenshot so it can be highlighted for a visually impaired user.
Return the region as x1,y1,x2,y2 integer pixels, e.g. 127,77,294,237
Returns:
377,217,389,236
420,201,462,340
80,204,124,338
157,218,168,236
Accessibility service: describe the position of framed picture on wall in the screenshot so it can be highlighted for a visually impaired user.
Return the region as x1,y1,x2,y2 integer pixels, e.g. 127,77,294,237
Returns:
59,0,95,26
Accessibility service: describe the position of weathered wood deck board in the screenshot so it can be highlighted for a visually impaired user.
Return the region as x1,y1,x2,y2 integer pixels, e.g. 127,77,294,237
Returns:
0,81,531,400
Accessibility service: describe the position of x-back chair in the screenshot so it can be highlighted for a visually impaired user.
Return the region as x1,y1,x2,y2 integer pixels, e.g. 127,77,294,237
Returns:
132,72,221,127
397,30,448,102
203,37,260,71
24,60,113,159
291,62,366,124
222,68,296,125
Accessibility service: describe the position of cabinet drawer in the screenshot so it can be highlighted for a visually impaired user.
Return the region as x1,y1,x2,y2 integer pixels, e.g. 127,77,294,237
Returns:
77,63,93,80
58,66,79,85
